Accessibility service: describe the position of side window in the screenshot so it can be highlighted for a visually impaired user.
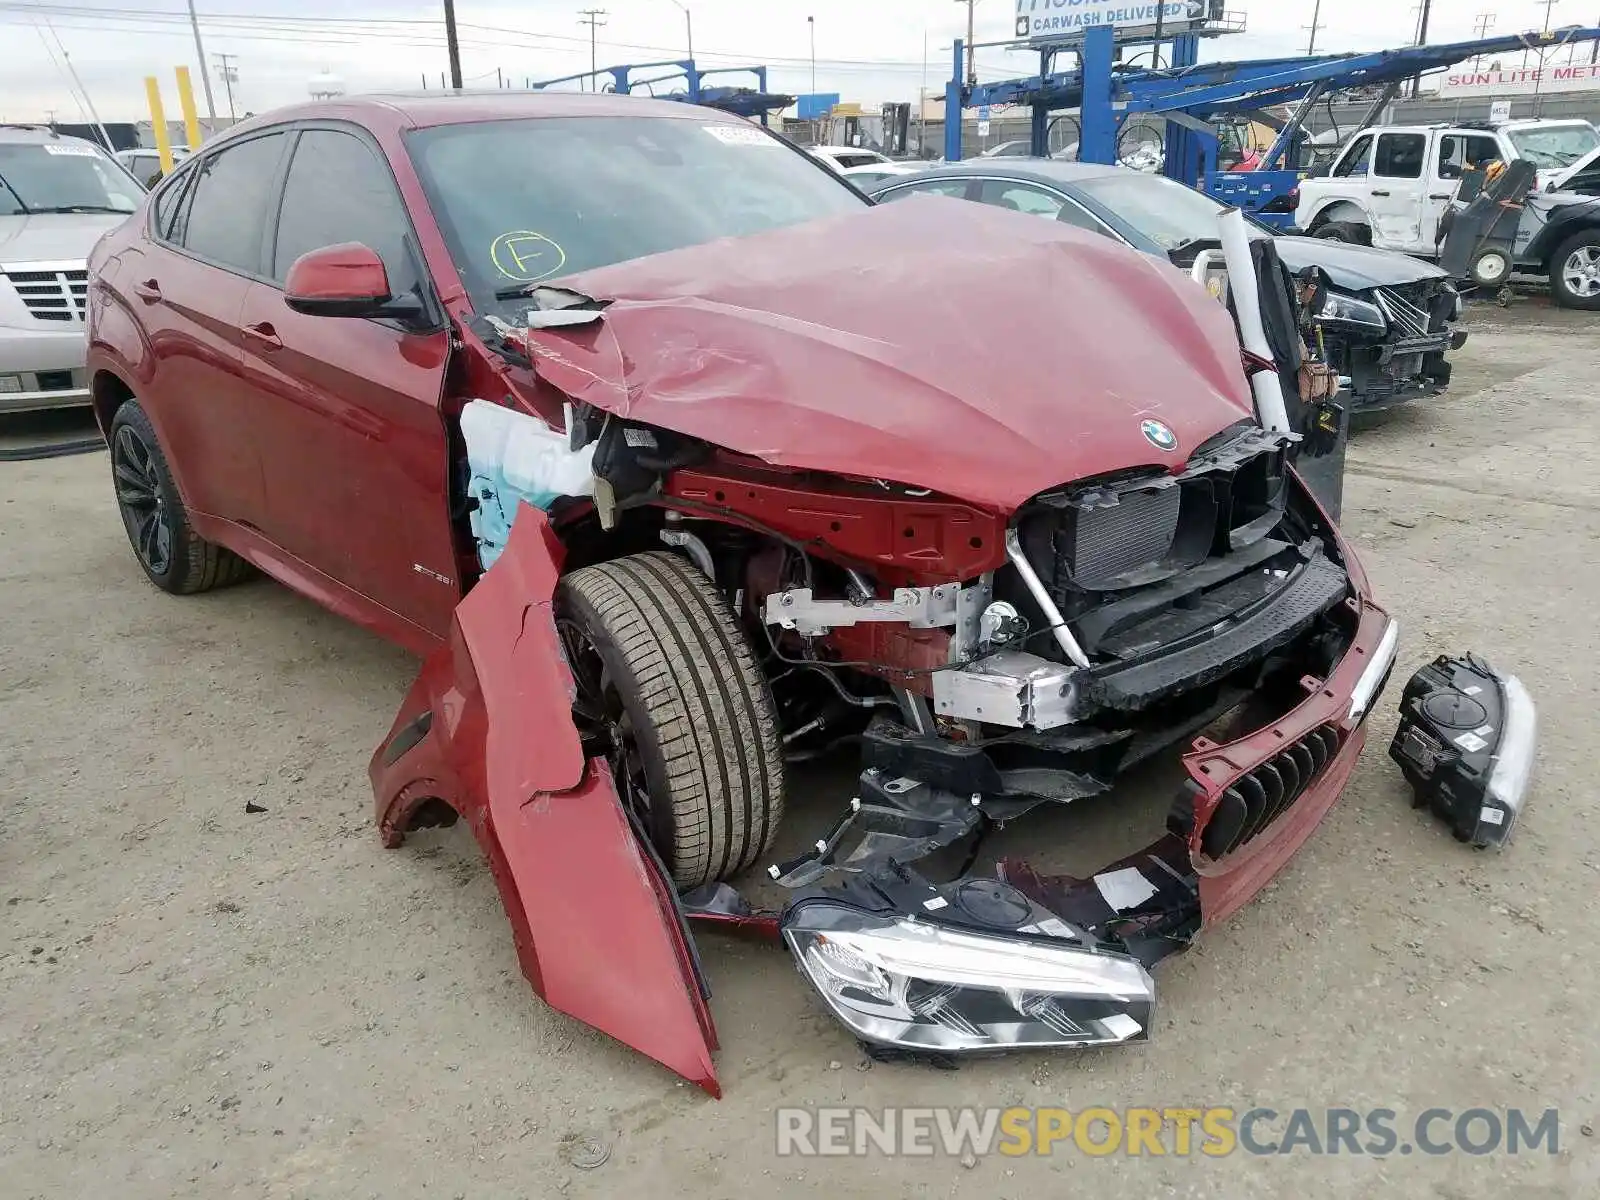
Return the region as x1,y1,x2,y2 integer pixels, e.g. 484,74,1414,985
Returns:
152,169,186,238
1373,133,1426,179
1334,134,1373,178
1437,135,1500,180
271,129,418,295
978,180,1066,218
875,179,972,203
178,132,289,273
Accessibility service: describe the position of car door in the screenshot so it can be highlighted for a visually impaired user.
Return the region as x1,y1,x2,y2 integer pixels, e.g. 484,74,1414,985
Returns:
237,124,459,642
130,130,290,530
1366,131,1430,252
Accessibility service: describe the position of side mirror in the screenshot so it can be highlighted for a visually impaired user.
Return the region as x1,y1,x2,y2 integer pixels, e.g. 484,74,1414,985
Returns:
285,242,422,320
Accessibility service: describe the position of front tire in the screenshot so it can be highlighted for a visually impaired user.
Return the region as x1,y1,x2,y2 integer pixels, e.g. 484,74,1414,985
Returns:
1550,230,1600,310
108,399,252,594
556,551,784,889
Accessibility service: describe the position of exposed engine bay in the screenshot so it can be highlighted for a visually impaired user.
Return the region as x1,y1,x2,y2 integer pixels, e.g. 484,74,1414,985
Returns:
447,393,1381,1063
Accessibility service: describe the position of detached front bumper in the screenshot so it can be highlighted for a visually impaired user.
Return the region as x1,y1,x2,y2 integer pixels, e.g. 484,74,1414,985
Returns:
773,600,1398,1058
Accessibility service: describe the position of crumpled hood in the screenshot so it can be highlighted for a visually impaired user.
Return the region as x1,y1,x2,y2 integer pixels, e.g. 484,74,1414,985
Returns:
1274,235,1448,291
519,198,1255,514
0,212,128,265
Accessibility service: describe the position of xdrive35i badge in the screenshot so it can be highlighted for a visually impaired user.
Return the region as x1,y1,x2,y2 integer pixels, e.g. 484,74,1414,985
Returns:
1141,418,1178,452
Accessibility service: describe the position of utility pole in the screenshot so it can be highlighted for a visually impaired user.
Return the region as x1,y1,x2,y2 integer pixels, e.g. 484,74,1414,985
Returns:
807,15,816,97
664,0,693,63
1408,0,1434,96
1303,0,1325,54
1469,13,1494,69
183,0,218,120
578,9,608,90
956,0,976,88
442,0,463,89
212,52,238,121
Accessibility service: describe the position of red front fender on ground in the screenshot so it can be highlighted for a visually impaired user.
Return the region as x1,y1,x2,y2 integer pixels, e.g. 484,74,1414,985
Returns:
368,507,721,1096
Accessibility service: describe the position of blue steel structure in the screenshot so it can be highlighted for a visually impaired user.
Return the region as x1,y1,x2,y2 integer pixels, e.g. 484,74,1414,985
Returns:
944,26,1600,226
530,60,789,123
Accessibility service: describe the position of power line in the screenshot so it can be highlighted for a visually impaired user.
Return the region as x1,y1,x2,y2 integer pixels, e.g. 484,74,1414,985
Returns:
0,2,966,71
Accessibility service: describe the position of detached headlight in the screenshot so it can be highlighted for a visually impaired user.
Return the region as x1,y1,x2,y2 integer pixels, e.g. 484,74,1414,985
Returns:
1317,290,1387,332
782,901,1155,1051
1389,654,1538,849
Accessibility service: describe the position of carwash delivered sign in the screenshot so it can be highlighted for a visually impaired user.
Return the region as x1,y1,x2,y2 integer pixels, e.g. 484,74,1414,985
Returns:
1015,0,1208,43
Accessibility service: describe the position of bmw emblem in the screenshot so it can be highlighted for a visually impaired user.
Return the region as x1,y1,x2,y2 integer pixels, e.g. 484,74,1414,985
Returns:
1141,418,1178,452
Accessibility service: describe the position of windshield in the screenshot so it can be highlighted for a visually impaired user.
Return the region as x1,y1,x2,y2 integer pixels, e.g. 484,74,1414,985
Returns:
1508,123,1600,169
1072,171,1270,249
0,141,143,215
409,116,865,306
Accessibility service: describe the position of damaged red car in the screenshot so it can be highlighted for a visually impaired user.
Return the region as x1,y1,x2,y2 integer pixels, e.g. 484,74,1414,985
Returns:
86,93,1399,1097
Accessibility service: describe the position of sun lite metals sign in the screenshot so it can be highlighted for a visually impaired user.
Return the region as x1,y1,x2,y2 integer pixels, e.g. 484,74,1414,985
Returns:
1014,0,1209,43
1437,61,1600,99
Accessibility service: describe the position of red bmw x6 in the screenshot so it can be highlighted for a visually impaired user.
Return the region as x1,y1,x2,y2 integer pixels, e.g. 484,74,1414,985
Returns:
87,92,1397,1096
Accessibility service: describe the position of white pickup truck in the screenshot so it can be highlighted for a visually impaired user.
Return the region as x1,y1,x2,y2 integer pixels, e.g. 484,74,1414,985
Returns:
1294,118,1598,253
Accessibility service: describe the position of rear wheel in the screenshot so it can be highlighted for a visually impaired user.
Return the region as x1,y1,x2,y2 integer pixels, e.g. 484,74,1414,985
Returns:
1551,230,1600,310
108,399,252,594
555,551,784,889
1313,220,1372,246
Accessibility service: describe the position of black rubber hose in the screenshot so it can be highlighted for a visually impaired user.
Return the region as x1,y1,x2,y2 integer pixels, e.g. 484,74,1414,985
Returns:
0,435,106,462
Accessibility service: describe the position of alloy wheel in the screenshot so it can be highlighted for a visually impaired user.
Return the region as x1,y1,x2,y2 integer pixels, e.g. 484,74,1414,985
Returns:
557,617,659,840
112,424,174,576
1562,246,1600,299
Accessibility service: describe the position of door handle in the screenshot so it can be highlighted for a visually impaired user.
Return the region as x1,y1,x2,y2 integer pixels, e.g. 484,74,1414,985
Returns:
241,321,283,350
1429,192,1453,200
1370,189,1391,197
133,279,162,303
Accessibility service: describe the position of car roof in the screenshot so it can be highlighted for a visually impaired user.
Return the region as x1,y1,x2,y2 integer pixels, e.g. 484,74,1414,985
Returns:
219,90,750,141
883,159,1126,186
0,125,104,148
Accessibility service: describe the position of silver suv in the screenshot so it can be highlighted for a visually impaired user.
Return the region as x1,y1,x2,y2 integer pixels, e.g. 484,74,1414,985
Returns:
1,126,144,413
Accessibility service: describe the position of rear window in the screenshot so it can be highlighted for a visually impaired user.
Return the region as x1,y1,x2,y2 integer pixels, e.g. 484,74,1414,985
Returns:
407,116,864,309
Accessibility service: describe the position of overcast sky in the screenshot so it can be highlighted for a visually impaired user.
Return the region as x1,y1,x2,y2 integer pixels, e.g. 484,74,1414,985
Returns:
0,0,1588,124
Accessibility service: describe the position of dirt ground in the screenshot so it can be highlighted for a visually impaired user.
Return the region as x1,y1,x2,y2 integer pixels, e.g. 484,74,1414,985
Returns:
4,300,1599,1199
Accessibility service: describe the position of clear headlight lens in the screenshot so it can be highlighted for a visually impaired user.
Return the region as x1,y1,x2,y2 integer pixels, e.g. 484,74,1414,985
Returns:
783,903,1155,1051
1317,291,1387,331
1485,672,1537,834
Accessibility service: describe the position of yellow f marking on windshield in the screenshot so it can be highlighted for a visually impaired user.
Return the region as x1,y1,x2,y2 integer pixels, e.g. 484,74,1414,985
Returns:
490,231,566,283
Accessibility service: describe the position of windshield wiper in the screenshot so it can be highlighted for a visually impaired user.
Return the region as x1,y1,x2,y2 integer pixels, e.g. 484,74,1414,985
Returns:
0,170,30,213
26,204,132,214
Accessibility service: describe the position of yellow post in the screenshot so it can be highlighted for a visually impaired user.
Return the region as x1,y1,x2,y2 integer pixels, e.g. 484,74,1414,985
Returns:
174,65,203,152
145,76,174,175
